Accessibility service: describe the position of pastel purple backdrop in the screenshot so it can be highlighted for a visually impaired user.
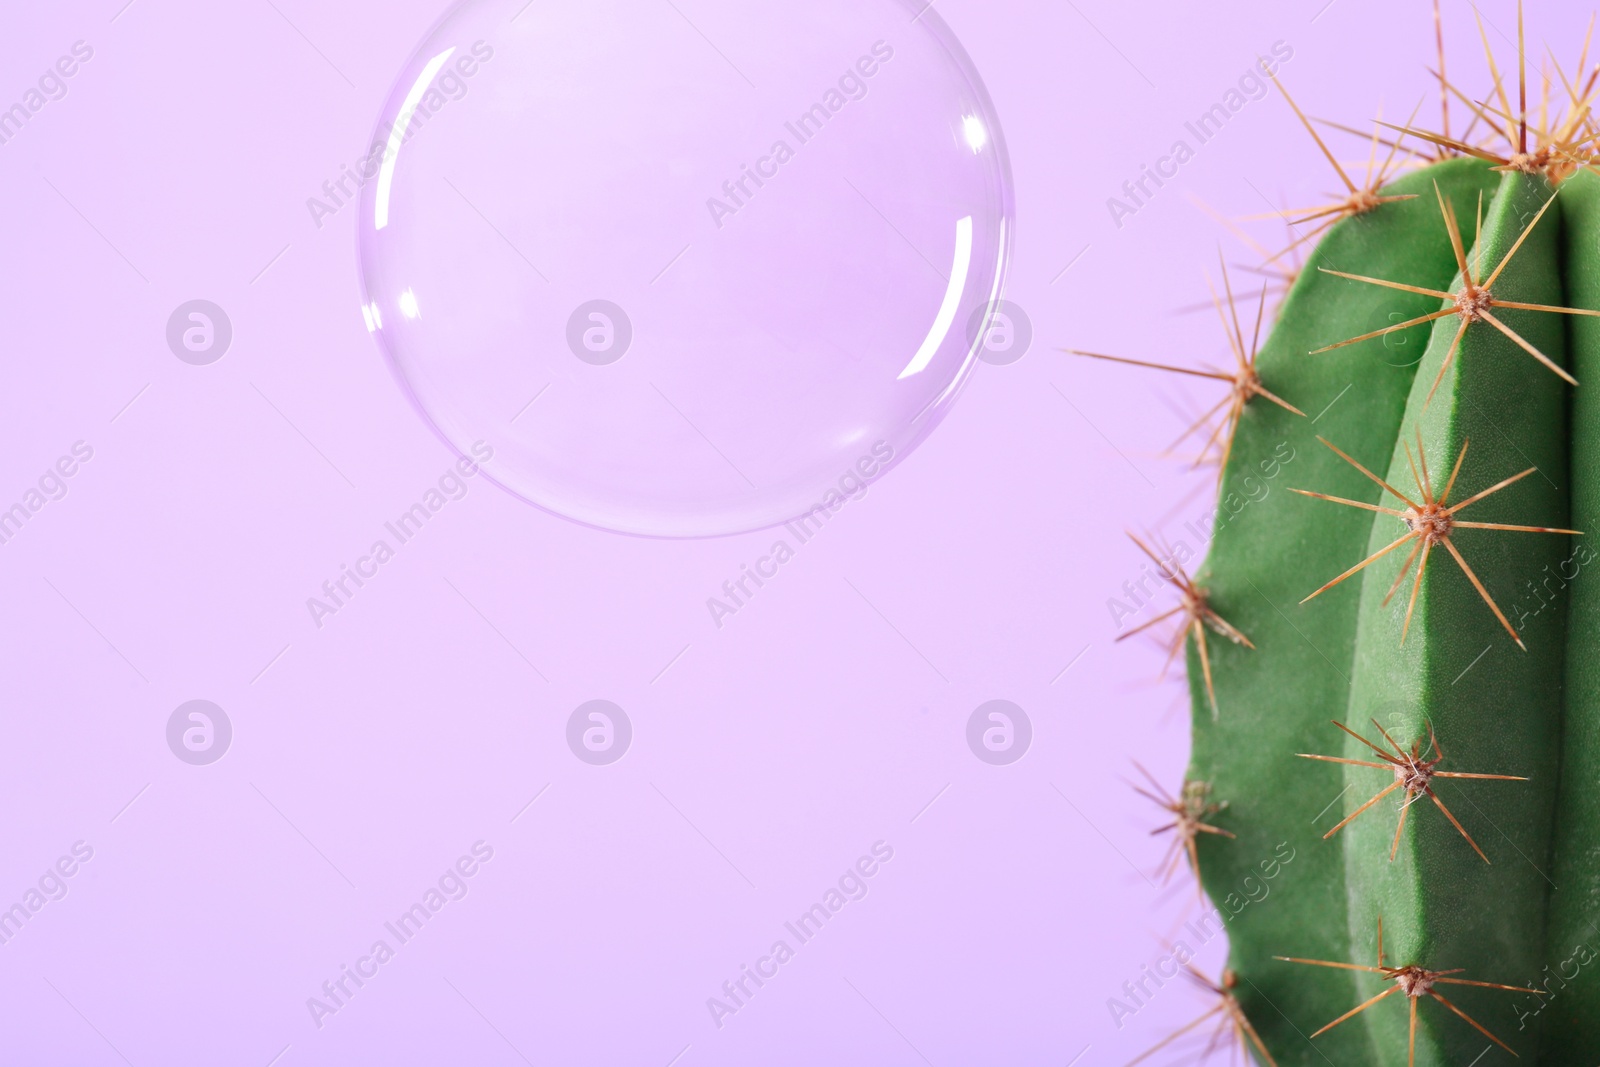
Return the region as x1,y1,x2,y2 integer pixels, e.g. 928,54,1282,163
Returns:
0,0,1564,1063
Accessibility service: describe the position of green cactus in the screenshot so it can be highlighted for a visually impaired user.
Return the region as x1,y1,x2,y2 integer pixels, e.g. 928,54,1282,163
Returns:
1103,20,1600,1065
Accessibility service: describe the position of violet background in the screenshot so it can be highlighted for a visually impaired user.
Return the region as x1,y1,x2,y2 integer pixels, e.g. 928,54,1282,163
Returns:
0,0,1565,1063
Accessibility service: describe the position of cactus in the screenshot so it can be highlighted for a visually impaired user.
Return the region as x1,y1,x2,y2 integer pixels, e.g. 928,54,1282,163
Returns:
1094,10,1600,1064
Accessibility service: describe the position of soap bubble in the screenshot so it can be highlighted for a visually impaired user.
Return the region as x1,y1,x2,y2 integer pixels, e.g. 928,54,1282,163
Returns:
357,0,1013,537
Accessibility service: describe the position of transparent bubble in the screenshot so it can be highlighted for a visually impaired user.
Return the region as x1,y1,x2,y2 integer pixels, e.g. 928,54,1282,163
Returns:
357,0,1013,537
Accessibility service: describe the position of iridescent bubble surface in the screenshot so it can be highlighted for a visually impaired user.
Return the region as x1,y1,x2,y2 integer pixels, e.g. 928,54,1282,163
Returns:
358,0,1013,536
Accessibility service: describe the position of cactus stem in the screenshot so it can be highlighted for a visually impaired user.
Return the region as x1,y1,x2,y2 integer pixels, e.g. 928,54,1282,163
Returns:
1277,919,1544,1064
1298,719,1527,863
1130,762,1235,892
1118,532,1253,716
1313,181,1596,404
1293,434,1581,648
1123,966,1277,1067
